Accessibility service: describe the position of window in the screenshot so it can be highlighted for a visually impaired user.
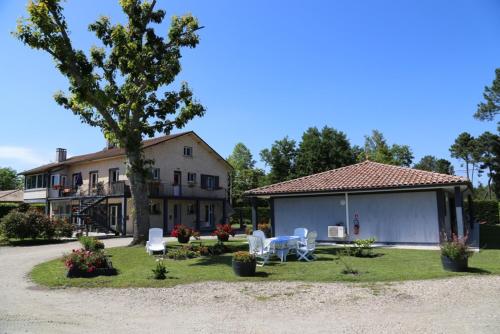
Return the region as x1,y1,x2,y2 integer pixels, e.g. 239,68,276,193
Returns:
183,146,193,157
109,168,119,183
25,173,48,189
186,203,195,215
201,174,219,190
152,168,160,180
149,202,161,215
60,175,67,187
187,172,196,183
50,174,60,188
89,172,98,189
72,173,82,188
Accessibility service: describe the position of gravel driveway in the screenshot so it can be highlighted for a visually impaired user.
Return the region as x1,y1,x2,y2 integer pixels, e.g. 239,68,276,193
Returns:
1,239,500,334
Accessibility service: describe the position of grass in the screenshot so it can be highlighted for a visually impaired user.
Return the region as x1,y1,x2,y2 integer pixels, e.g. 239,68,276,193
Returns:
30,226,500,288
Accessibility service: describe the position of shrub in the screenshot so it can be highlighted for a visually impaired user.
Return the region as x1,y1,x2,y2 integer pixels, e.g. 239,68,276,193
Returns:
336,247,359,275
212,223,235,240
0,210,32,239
152,259,168,279
469,200,499,225
79,236,105,251
25,210,53,239
441,234,473,261
233,251,255,263
0,203,19,220
166,246,199,260
257,223,272,238
63,249,108,273
52,217,74,238
351,237,376,257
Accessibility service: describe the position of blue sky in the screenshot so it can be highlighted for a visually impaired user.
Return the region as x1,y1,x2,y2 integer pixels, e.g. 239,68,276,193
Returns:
0,0,498,181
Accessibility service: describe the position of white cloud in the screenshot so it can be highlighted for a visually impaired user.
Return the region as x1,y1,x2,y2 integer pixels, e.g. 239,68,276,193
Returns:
0,146,50,171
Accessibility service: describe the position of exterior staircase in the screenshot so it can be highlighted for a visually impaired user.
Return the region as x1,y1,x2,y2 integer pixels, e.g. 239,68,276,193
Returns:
74,195,117,234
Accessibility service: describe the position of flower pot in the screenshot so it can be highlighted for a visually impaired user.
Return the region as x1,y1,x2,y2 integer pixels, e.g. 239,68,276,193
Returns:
217,235,229,242
441,255,468,272
232,259,256,277
177,235,190,244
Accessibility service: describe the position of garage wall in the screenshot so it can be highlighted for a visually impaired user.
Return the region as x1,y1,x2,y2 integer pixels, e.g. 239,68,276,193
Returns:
274,195,345,240
274,191,440,244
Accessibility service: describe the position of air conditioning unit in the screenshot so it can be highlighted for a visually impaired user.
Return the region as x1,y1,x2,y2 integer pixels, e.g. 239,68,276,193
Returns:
328,226,345,238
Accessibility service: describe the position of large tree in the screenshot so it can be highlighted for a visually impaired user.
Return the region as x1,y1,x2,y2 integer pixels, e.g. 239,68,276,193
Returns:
0,167,22,190
15,0,205,244
476,131,500,199
475,68,500,121
260,137,297,184
363,130,414,167
295,126,355,177
227,143,264,206
414,156,455,175
449,132,476,181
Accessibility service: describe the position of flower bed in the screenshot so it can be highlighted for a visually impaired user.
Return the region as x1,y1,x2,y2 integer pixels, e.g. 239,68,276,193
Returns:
64,249,117,278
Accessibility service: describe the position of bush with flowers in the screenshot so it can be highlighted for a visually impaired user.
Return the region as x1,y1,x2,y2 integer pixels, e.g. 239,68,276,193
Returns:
212,223,235,242
170,224,200,243
63,248,115,277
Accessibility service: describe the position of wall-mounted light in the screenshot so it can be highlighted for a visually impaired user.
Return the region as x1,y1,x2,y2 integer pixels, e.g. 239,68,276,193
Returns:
340,199,346,206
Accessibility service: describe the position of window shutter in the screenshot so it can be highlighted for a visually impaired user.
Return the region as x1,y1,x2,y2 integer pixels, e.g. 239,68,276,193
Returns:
201,174,207,189
215,176,220,189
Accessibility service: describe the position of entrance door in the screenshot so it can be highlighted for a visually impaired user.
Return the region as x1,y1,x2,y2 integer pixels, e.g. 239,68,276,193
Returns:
202,203,215,229
173,204,181,225
173,171,182,196
109,204,122,233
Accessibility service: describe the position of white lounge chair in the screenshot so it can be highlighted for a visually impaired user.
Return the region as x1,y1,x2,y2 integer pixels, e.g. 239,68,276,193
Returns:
296,231,317,261
146,228,166,255
247,235,271,266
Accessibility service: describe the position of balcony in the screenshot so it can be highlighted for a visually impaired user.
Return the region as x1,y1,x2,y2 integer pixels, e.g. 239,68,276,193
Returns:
147,182,226,199
48,181,128,199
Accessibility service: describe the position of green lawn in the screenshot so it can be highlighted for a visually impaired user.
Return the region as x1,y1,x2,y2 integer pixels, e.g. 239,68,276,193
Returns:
30,228,500,288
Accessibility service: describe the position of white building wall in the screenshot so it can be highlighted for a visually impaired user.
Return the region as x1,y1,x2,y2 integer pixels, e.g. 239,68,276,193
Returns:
274,191,440,244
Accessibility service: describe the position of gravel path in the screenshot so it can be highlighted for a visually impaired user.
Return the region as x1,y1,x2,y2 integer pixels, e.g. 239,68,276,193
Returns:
1,239,500,334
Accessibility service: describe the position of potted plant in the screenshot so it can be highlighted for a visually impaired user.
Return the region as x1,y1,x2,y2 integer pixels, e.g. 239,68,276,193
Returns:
232,251,256,277
212,223,235,242
440,234,473,272
170,224,199,244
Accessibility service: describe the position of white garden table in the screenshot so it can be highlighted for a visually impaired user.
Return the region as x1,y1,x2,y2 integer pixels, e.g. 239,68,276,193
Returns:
269,236,300,262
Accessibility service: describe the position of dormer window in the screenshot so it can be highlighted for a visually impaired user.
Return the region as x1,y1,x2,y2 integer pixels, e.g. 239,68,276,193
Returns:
183,146,193,157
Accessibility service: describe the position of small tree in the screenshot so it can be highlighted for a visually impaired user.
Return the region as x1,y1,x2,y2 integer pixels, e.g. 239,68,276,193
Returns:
15,0,205,244
0,167,23,190
449,132,476,181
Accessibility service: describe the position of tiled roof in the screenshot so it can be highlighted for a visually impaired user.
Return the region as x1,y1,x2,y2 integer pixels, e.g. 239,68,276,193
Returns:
245,161,469,196
20,131,221,175
0,189,23,202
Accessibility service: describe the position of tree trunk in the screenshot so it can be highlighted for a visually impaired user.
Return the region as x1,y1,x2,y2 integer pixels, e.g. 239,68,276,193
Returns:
126,148,150,245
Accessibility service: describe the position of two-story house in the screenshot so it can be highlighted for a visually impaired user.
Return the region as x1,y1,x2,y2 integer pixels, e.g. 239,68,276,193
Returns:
20,131,233,236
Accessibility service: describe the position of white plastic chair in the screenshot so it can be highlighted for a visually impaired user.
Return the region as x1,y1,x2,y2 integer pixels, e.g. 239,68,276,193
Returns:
146,228,166,255
293,227,308,240
296,231,317,261
253,230,272,249
247,235,271,266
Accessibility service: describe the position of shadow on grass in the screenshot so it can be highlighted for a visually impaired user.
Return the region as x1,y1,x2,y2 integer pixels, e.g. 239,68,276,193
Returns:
466,267,491,274
5,238,77,247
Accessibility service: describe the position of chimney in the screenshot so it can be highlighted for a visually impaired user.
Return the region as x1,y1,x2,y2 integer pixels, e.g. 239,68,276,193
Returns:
56,148,67,162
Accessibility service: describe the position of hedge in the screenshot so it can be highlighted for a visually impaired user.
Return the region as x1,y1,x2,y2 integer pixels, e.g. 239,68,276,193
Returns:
0,203,19,220
471,200,499,225
0,203,46,221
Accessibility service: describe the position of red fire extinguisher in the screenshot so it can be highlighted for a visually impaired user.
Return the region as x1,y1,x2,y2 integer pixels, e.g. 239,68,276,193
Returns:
353,213,360,235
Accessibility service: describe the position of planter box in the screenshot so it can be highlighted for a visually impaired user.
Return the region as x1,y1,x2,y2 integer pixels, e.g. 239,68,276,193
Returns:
441,255,468,272
232,259,256,277
67,267,117,278
217,235,230,242
177,235,190,244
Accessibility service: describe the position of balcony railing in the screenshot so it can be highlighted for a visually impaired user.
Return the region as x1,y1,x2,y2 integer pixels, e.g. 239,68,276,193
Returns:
147,182,226,199
49,181,128,198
